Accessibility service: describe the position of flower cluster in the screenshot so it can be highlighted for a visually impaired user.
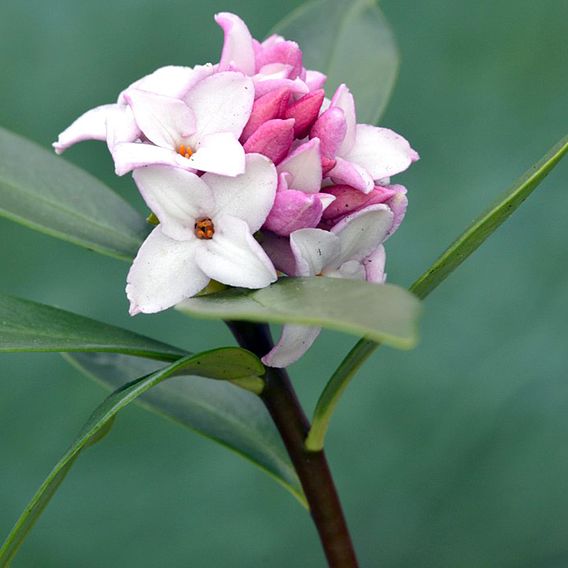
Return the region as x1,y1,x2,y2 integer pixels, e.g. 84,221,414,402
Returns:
54,12,418,367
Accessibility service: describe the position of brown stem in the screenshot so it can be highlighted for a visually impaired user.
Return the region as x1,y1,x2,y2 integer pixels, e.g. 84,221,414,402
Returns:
226,321,358,568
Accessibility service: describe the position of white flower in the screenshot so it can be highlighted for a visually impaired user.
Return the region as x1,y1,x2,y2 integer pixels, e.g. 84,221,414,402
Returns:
126,154,278,315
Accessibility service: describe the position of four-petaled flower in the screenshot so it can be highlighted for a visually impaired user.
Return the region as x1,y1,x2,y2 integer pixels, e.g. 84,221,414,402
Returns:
127,154,277,315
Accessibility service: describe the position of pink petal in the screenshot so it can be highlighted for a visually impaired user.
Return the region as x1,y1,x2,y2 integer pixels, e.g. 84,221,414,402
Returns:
310,106,347,159
285,89,325,139
330,84,357,155
244,118,295,165
241,87,291,142
126,227,207,315
203,154,277,233
184,72,254,139
262,325,321,368
125,89,195,149
277,138,322,194
196,215,277,288
321,184,398,222
263,190,324,237
253,74,309,99
53,104,114,154
345,125,419,180
328,157,374,194
256,39,303,79
305,70,327,92
215,12,256,76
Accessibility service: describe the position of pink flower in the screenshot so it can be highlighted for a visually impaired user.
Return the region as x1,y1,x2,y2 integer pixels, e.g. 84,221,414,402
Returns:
311,85,419,193
215,12,323,98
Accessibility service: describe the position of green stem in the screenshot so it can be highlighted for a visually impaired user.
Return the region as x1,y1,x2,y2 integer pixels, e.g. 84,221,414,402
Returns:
226,321,359,568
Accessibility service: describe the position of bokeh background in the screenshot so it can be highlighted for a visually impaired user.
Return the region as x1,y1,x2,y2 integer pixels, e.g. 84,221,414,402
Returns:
1,1,567,566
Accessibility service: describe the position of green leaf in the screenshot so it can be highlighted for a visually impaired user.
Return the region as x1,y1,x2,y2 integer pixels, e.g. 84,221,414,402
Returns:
0,348,281,566
0,126,147,261
65,352,303,502
178,278,421,350
411,134,568,300
307,135,568,451
0,293,185,361
272,0,399,124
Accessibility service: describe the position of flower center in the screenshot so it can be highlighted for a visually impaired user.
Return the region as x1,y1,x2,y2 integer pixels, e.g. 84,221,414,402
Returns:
177,144,194,159
194,217,215,240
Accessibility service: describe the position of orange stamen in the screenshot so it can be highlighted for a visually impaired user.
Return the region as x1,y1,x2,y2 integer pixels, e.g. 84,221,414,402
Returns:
177,144,194,159
194,217,215,240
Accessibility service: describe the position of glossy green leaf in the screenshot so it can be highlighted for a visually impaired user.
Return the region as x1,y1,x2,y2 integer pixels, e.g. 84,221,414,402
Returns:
307,135,568,451
0,348,277,566
178,278,421,350
0,293,185,361
0,126,147,261
65,352,303,502
272,0,399,124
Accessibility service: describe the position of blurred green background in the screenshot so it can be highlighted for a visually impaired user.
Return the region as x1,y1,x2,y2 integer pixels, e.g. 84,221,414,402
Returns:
1,0,567,566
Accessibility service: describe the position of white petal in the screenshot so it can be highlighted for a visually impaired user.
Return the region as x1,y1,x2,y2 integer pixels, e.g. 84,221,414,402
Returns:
105,105,140,151
187,132,246,177
332,204,394,263
124,65,213,100
363,245,387,283
290,228,341,277
260,232,298,276
261,325,321,368
184,72,254,139
132,167,213,241
112,143,190,176
277,138,322,194
126,227,207,315
203,154,277,232
125,89,195,149
196,215,277,288
325,260,366,280
53,104,114,154
215,12,256,75
345,125,418,180
331,84,357,155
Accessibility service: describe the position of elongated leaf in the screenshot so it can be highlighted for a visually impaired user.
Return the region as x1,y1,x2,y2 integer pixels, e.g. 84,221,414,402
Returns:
307,135,568,451
0,126,147,261
0,293,185,361
65,352,303,502
411,135,568,300
273,0,398,124
0,348,277,566
178,278,421,350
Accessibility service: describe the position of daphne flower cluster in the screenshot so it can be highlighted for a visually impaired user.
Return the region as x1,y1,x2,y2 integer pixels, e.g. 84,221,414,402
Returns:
54,12,418,367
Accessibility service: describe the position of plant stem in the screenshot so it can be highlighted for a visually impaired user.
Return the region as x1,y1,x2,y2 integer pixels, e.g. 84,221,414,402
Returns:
226,321,359,568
